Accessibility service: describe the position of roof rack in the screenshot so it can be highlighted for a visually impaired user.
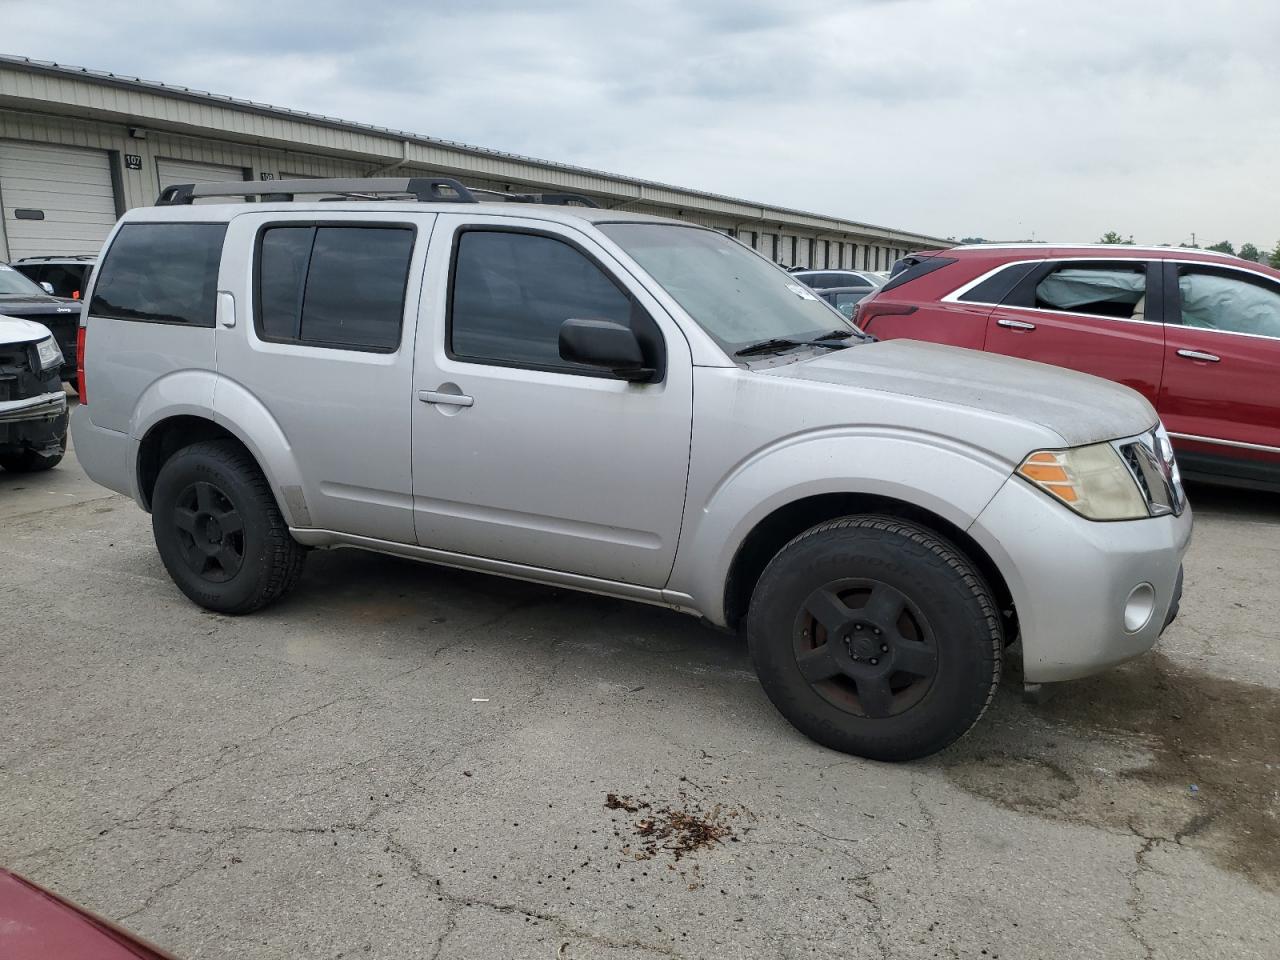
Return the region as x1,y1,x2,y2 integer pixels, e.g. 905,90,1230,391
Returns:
464,187,599,207
14,254,98,261
154,177,598,208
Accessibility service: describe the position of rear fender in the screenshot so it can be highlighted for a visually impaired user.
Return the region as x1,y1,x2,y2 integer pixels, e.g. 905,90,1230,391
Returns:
130,371,309,526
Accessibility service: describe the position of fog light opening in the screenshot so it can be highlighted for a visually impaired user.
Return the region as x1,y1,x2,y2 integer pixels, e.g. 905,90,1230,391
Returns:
1124,583,1156,633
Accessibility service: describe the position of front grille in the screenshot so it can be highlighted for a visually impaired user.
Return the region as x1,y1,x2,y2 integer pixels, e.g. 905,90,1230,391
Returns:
1116,430,1184,517
0,342,56,403
0,344,31,372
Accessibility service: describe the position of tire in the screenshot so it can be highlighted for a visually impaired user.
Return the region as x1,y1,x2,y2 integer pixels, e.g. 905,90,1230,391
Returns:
747,515,1002,762
0,435,66,472
151,439,306,615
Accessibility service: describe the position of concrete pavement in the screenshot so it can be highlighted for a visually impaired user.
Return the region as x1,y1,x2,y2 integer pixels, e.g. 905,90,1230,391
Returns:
1,442,1277,959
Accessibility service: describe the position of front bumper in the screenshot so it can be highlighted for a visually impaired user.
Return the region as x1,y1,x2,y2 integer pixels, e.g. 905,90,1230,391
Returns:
0,391,67,453
968,476,1193,684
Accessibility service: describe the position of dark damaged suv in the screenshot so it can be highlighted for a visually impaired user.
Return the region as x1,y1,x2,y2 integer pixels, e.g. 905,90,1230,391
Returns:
0,263,81,382
0,314,67,472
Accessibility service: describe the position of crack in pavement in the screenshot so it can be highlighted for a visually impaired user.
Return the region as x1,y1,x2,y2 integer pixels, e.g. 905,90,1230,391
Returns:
381,834,689,959
115,840,224,923
910,779,944,878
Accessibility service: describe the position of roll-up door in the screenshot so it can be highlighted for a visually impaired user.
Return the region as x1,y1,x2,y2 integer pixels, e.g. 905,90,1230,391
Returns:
0,141,118,259
156,158,249,203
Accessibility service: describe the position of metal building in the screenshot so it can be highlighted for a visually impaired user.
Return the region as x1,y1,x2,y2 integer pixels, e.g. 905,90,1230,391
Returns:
0,55,945,266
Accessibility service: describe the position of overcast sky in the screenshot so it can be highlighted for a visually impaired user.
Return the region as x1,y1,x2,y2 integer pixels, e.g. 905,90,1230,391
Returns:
6,0,1277,245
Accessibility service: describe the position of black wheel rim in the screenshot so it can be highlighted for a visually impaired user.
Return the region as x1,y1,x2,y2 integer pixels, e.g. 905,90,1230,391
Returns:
792,578,938,719
172,480,245,583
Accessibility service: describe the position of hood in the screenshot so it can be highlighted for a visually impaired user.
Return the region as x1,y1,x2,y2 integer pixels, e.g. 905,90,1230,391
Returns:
0,313,55,346
761,339,1157,447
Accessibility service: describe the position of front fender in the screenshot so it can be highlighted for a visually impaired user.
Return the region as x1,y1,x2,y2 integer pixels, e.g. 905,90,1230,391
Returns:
668,429,1013,625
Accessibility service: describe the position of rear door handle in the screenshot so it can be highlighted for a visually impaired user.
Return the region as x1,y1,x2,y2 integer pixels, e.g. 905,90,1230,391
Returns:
996,318,1036,331
418,389,474,407
1176,349,1220,363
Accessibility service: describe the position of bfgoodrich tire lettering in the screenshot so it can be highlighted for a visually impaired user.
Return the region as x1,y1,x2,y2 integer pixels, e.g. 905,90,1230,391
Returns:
151,440,305,615
747,515,1002,761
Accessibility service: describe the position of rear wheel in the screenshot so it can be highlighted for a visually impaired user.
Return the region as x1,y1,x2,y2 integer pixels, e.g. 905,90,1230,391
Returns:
747,515,1002,761
151,440,305,614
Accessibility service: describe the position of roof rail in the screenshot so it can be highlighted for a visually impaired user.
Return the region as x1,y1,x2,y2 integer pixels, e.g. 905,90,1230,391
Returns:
14,254,98,261
152,177,600,208
155,177,478,206
465,187,599,208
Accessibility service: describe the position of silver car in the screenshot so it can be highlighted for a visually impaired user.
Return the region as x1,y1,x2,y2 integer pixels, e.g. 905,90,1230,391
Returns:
72,177,1191,761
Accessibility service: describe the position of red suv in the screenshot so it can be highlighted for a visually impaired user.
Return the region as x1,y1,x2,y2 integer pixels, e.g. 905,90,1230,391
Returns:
855,244,1280,491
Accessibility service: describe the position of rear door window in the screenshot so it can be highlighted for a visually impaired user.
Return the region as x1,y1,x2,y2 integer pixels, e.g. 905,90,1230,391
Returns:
89,223,227,326
1030,263,1147,319
255,224,414,352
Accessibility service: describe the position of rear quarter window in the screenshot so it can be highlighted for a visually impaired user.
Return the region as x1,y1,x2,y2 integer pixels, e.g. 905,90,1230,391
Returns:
89,222,227,326
880,256,958,294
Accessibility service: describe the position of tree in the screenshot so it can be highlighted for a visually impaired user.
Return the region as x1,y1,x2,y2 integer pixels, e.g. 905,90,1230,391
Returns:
1099,231,1129,244
1239,242,1261,262
1270,241,1280,269
1206,240,1235,255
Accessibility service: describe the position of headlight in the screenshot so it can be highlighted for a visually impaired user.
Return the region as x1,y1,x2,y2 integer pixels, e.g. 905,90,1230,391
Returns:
1017,443,1149,521
35,335,63,372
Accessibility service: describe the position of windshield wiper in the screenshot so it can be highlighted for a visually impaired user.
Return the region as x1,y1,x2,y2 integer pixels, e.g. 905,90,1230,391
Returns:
813,329,858,341
734,333,858,357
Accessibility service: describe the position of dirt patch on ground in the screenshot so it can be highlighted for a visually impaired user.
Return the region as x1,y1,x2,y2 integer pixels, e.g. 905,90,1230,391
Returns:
943,653,1280,890
605,788,749,862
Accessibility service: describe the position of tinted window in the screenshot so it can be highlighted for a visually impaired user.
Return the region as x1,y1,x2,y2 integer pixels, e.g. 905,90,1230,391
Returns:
90,223,226,326
255,225,413,351
954,261,1033,302
449,230,633,371
1177,269,1280,338
40,264,92,299
258,226,313,341
1032,264,1146,319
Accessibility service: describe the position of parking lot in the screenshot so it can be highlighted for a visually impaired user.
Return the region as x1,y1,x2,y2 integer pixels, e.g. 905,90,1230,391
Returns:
1,426,1276,959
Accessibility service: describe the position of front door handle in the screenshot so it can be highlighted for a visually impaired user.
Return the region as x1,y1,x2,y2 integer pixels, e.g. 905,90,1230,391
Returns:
1176,349,1220,363
418,389,474,407
996,317,1037,331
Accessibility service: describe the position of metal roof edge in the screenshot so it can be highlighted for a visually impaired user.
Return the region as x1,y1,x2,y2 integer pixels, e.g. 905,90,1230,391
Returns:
0,53,949,245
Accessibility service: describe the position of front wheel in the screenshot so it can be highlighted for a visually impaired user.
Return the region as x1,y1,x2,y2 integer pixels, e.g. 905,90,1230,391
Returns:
747,516,1002,761
151,440,306,615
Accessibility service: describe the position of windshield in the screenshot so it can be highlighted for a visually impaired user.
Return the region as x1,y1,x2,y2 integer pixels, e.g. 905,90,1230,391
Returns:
0,264,46,298
598,223,858,354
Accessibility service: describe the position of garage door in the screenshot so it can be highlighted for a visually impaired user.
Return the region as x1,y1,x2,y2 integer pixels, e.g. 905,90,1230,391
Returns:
0,141,118,260
156,158,249,203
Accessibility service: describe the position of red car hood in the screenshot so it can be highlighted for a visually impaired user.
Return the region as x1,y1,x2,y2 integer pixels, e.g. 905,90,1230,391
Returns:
0,868,178,960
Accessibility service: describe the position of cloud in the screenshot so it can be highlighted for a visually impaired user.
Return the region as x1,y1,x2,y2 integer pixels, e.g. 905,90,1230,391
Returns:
5,0,1278,245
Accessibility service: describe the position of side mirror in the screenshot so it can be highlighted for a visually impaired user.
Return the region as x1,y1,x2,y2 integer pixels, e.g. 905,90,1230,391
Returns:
558,319,657,382
39,281,55,295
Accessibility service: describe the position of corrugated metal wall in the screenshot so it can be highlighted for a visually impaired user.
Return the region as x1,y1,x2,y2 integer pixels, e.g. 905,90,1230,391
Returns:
0,74,935,268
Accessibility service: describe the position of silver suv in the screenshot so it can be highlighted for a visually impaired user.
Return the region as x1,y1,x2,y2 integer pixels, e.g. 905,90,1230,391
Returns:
72,178,1192,761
